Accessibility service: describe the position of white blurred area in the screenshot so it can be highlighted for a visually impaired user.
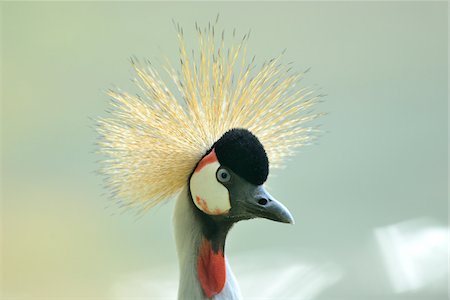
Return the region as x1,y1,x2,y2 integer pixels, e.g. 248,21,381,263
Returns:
110,251,343,300
374,218,448,294
235,254,342,300
110,266,178,299
110,219,449,300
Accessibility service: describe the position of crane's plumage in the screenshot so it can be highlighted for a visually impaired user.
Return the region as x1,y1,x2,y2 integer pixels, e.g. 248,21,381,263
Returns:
97,19,321,212
97,18,322,300
174,186,242,299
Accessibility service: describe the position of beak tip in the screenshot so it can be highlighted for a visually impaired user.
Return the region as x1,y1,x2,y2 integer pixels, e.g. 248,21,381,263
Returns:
286,213,295,225
278,210,294,224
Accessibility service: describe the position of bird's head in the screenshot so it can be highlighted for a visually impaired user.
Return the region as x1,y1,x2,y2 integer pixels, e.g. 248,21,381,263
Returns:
189,128,294,224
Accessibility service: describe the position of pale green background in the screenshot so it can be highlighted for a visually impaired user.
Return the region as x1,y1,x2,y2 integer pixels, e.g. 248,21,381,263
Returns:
1,1,447,300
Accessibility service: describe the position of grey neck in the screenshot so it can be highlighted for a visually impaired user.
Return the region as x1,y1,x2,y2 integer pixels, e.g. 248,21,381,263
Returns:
173,187,242,300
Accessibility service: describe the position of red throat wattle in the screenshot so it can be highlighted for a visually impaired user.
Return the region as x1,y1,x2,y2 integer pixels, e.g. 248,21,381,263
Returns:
197,238,226,298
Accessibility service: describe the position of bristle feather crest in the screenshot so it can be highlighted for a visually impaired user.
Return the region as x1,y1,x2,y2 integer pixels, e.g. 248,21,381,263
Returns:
97,21,321,211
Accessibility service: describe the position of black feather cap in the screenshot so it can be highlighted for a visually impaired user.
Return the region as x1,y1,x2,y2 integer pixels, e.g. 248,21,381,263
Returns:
212,128,269,185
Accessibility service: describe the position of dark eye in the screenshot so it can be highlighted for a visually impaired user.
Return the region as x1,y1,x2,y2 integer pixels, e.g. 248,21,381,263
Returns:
217,168,231,183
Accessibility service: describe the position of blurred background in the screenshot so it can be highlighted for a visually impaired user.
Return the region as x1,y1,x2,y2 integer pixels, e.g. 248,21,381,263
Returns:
1,2,447,300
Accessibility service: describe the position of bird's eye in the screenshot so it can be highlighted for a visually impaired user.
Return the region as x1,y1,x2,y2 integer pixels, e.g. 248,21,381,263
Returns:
217,168,231,183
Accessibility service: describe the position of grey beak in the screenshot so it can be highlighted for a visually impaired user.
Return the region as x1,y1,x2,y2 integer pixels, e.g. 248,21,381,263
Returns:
248,185,295,224
227,176,295,224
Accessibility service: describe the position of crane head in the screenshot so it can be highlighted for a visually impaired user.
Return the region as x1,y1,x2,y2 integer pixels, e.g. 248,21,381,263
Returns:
189,128,294,224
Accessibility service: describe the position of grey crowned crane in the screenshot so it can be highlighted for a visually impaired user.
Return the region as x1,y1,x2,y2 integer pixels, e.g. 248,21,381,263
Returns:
97,20,320,300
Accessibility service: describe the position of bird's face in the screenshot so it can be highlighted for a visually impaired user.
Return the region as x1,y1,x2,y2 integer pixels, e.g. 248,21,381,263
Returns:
189,128,294,224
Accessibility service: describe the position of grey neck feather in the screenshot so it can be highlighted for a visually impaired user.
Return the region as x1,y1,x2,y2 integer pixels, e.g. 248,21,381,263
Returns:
173,186,242,300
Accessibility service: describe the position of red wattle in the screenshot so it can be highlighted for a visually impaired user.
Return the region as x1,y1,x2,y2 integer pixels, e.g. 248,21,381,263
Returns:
197,238,226,298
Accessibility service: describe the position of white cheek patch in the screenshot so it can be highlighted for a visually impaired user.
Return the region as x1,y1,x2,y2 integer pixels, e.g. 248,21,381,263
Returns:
190,161,231,215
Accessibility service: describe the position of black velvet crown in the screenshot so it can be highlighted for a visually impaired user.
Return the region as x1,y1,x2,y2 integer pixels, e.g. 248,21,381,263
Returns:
213,128,269,185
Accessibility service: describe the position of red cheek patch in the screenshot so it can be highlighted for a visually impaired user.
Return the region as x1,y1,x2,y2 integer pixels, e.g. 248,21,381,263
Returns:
197,239,226,298
195,196,227,215
196,196,212,214
195,149,218,173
